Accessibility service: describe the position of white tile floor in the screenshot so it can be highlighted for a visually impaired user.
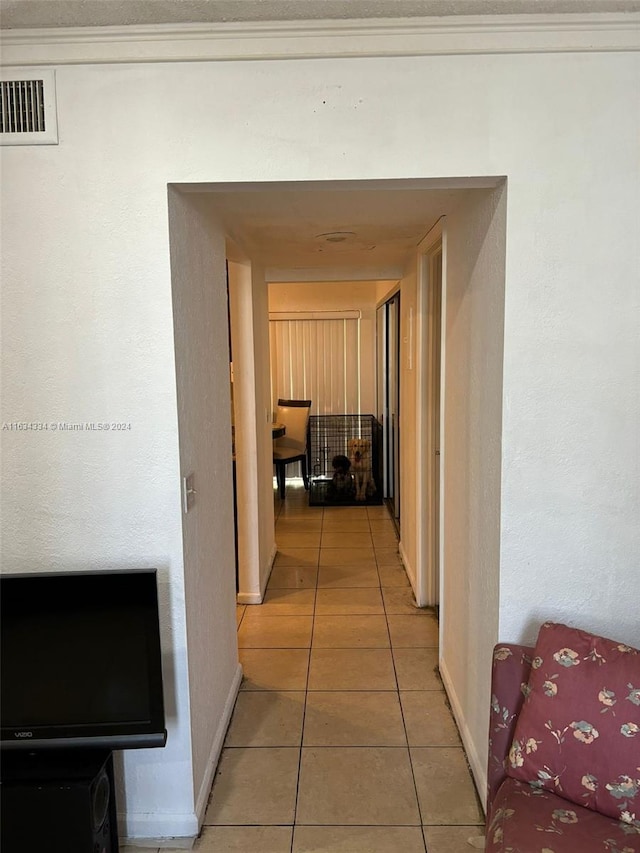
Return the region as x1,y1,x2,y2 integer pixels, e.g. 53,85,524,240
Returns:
124,483,485,853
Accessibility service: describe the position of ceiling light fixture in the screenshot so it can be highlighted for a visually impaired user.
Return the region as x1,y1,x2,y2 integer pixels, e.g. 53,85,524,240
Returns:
316,231,356,243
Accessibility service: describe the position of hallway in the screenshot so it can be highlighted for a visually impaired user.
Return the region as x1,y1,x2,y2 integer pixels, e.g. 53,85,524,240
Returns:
128,484,484,853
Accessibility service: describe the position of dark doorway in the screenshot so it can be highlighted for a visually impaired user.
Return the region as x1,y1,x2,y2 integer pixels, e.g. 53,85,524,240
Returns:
377,291,401,529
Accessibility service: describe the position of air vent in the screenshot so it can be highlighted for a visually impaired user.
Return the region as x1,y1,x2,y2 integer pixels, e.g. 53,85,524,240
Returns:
1,79,45,133
0,70,58,145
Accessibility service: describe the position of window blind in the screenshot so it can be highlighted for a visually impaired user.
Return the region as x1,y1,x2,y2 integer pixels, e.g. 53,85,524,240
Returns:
269,316,361,415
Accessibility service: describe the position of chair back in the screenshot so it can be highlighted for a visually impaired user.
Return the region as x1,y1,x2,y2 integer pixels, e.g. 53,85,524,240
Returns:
275,399,311,454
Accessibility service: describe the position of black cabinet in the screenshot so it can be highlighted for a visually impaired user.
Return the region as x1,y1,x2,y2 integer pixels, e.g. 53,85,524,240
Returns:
1,749,119,853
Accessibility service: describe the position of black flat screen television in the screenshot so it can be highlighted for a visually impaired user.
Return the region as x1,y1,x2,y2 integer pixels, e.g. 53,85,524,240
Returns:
1,569,167,751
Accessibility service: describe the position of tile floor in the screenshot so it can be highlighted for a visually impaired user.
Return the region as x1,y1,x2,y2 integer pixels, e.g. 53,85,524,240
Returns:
123,484,485,853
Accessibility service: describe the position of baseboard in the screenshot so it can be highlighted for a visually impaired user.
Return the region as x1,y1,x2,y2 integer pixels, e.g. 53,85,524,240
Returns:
236,545,276,604
123,836,194,849
438,656,487,814
236,591,263,604
398,540,417,596
120,811,198,842
120,662,243,845
193,661,243,825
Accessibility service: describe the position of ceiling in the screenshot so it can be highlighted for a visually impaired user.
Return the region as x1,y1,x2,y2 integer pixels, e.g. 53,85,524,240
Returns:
1,0,638,28
186,180,494,281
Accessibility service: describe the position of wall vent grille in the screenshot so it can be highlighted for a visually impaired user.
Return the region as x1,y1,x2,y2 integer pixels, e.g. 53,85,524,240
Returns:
0,70,58,145
1,79,46,134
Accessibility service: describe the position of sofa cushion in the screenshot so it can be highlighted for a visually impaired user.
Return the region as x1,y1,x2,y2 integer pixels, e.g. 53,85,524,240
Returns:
487,644,534,806
506,622,640,827
487,777,640,853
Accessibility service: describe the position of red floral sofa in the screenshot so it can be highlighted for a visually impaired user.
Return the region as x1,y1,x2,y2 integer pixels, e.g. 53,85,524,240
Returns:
486,622,640,853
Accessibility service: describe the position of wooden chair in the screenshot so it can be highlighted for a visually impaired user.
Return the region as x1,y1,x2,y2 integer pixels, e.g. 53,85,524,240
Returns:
273,399,311,499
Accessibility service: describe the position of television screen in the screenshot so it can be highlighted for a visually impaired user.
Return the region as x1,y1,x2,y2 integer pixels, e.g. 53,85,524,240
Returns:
1,569,166,751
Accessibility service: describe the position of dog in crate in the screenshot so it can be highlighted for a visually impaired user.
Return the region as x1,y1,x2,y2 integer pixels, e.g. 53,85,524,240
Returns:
348,438,376,501
327,455,355,501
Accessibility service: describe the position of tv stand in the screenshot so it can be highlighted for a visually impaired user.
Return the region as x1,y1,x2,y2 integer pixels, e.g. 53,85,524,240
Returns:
0,749,119,853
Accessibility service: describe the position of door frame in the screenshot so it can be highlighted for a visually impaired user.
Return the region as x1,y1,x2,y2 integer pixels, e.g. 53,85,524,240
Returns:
415,219,446,609
376,289,402,526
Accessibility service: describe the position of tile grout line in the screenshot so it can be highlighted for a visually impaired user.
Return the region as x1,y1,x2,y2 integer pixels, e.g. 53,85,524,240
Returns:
275,482,302,852
289,494,322,853
221,743,461,749
378,519,429,852
368,508,385,600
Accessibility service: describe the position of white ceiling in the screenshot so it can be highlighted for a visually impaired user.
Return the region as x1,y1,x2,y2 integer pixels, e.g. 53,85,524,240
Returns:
186,180,494,281
1,0,638,28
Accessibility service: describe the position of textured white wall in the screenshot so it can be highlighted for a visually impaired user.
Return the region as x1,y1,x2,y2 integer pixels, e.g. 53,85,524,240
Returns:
168,192,240,825
1,47,639,835
0,140,195,834
439,186,507,796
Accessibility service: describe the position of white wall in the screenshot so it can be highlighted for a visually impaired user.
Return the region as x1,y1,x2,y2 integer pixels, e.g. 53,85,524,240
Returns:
229,258,276,602
1,40,639,835
251,263,278,595
0,128,194,835
229,259,258,599
439,186,507,798
168,191,241,827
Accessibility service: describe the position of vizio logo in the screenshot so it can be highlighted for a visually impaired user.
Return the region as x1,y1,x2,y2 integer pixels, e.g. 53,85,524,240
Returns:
14,731,33,738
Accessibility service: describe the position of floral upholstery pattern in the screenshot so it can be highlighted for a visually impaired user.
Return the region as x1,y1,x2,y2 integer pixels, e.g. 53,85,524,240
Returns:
487,777,640,853
506,623,640,826
487,643,534,806
487,626,640,853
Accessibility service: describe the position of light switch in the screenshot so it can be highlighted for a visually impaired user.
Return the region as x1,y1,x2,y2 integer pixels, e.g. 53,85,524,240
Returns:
183,473,196,513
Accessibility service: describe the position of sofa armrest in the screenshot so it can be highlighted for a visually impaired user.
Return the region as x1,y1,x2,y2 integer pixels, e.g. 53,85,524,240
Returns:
486,643,533,809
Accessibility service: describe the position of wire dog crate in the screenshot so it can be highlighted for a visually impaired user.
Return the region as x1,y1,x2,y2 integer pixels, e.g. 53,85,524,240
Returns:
308,414,383,506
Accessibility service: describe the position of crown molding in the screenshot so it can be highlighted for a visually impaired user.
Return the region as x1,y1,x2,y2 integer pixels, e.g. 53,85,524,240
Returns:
0,13,638,67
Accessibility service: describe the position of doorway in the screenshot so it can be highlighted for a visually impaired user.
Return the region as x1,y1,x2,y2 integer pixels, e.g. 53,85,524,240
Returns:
169,178,507,809
377,292,401,529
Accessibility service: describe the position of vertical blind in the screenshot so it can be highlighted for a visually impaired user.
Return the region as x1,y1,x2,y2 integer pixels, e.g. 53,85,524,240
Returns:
269,314,361,415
